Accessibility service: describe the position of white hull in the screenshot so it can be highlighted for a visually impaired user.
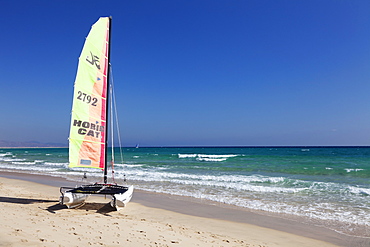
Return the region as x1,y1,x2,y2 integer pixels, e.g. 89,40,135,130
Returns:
111,185,134,211
59,192,89,209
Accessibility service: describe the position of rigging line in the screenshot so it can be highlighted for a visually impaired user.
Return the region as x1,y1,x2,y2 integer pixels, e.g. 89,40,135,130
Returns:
110,65,125,167
109,65,116,183
109,71,114,162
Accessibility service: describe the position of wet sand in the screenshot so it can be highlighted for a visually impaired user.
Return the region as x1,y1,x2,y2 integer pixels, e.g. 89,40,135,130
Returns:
0,171,364,246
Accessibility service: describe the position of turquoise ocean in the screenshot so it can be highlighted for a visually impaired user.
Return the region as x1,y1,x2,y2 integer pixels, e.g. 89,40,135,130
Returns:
1,146,369,238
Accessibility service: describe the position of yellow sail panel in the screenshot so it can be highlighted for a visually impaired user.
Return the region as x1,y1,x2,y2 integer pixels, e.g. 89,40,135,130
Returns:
69,17,110,169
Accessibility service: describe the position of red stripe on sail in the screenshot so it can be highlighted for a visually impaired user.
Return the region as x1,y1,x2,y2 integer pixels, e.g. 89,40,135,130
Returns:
99,19,110,169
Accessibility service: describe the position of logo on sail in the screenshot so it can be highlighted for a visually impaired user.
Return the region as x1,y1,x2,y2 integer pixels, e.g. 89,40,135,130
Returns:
86,51,100,69
73,120,104,138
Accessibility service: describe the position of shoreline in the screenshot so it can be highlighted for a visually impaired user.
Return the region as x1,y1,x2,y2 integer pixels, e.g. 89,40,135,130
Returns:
1,171,366,246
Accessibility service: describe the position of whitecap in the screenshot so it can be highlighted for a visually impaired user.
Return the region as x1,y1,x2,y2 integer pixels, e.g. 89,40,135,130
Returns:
178,154,198,158
345,168,364,173
196,157,228,162
348,186,370,196
178,153,237,161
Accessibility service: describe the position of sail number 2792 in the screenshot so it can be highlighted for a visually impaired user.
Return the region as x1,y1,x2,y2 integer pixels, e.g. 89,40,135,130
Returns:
77,91,98,106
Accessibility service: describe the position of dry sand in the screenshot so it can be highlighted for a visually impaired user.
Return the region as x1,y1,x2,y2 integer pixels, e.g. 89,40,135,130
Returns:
0,175,344,247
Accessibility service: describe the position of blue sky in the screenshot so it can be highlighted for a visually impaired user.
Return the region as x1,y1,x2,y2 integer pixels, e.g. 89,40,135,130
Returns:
1,0,370,146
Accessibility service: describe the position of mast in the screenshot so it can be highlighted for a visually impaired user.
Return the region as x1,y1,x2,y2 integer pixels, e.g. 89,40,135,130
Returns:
104,16,112,184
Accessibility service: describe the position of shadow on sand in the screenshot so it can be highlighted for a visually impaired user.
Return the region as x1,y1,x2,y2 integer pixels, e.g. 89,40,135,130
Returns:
46,202,116,215
0,196,58,204
0,196,116,215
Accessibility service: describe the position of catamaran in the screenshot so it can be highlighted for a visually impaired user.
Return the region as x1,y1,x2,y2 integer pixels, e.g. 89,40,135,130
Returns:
59,17,133,210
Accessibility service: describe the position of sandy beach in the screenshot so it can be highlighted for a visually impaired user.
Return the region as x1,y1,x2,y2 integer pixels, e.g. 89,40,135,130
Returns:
0,172,360,247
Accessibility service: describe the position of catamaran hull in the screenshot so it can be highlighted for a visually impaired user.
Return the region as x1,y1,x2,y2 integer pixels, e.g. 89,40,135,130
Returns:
60,184,133,210
111,185,134,210
59,192,89,209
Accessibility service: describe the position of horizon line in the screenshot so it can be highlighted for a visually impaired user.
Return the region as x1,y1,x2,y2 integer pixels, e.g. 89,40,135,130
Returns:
1,145,370,149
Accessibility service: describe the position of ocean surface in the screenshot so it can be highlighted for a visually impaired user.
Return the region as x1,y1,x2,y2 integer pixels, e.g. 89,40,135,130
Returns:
1,146,369,238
